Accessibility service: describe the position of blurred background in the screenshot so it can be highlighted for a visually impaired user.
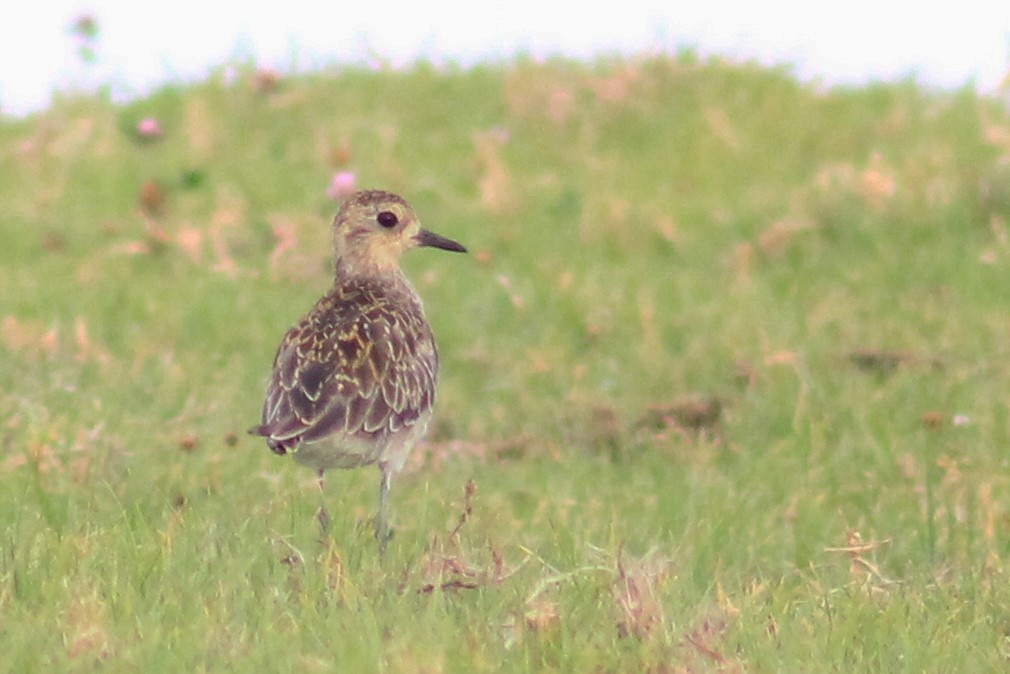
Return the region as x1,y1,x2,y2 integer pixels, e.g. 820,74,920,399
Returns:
6,2,1010,670
2,0,1008,117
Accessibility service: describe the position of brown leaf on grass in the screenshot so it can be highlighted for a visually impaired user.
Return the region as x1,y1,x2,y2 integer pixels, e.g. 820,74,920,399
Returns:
178,433,199,453
613,551,673,639
524,599,560,633
634,396,724,438
920,410,944,429
447,479,477,541
681,607,736,666
41,231,67,253
936,454,964,489
109,214,172,257
403,481,520,596
62,593,111,660
109,240,154,256
414,557,483,594
583,322,604,345
813,154,897,211
176,225,204,263
763,350,797,366
139,179,166,215
410,537,504,595
846,348,943,374
757,216,813,257
825,530,896,588
74,316,111,365
589,404,621,453
860,152,897,208
328,135,353,167
502,592,563,649
847,348,906,373
1,315,59,358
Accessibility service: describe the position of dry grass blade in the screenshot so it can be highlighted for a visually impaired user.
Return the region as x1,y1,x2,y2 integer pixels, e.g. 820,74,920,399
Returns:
612,549,674,640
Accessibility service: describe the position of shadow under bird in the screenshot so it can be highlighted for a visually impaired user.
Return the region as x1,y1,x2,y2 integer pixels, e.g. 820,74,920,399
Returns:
250,190,466,548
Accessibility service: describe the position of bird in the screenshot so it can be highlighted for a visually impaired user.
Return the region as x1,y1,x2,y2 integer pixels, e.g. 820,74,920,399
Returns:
251,189,466,548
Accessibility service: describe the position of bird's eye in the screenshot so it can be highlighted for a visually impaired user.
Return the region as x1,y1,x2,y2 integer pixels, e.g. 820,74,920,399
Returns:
377,211,398,228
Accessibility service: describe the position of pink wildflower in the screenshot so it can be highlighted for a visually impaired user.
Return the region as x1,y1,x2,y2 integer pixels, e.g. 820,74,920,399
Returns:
326,171,357,200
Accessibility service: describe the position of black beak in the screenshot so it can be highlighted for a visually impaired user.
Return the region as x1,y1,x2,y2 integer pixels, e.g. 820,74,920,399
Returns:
416,229,467,253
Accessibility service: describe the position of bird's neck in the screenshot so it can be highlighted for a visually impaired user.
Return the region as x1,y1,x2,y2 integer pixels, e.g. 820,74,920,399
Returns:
334,255,407,286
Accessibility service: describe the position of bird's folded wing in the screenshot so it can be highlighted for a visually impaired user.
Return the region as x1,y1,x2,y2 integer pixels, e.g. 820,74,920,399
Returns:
253,302,437,451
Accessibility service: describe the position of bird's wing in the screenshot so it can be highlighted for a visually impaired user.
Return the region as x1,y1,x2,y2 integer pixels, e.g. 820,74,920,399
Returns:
252,289,438,454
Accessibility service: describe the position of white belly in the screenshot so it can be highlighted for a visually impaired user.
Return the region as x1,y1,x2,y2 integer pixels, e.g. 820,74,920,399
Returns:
290,413,431,474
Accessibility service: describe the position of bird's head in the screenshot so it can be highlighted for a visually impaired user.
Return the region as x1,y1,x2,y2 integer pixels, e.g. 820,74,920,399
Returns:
332,190,466,277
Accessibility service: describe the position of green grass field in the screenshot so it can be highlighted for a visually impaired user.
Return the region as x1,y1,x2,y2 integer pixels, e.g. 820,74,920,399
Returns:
3,53,1010,671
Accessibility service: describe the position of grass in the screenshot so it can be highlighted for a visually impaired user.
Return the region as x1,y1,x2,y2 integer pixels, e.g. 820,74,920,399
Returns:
2,52,1010,671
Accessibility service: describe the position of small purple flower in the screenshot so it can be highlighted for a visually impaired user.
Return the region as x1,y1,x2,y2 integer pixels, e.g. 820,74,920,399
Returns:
326,171,357,200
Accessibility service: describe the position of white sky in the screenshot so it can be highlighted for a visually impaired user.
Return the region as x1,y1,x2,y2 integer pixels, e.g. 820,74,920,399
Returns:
1,1,1008,116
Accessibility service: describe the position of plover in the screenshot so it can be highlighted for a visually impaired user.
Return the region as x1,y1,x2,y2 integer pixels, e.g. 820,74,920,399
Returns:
251,190,466,547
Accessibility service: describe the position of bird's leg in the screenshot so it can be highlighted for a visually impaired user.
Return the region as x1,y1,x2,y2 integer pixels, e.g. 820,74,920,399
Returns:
375,462,394,552
316,469,330,536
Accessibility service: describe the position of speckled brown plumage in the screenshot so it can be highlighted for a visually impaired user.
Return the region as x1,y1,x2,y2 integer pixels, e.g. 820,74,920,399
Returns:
258,277,438,459
251,190,466,547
